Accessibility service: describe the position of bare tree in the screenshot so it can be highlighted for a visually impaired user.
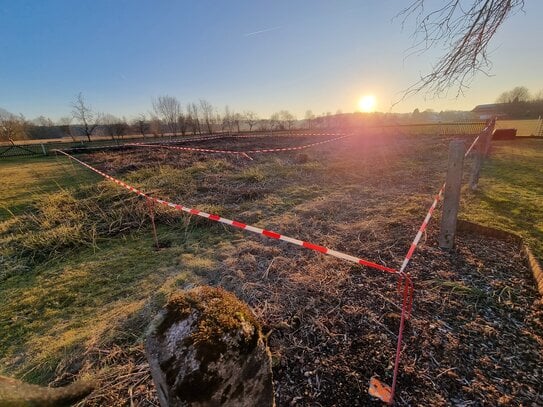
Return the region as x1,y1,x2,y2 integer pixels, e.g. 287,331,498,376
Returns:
177,112,188,136
279,110,296,130
269,112,280,132
132,114,149,138
257,119,269,132
199,99,214,134
222,106,232,133
232,112,242,132
243,111,259,131
187,103,202,135
32,116,54,127
0,114,27,142
71,92,100,142
305,110,315,130
153,95,181,137
102,114,128,141
58,117,76,141
397,0,525,100
149,115,163,137
496,86,531,103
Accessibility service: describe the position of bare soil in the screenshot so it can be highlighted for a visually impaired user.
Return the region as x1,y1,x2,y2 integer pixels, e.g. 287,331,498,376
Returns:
75,132,542,406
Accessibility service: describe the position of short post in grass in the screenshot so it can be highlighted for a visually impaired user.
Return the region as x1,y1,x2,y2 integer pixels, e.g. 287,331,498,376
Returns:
146,199,160,250
439,139,465,249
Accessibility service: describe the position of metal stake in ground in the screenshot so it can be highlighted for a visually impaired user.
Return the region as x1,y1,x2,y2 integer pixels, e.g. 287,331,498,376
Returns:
439,139,465,249
146,198,160,250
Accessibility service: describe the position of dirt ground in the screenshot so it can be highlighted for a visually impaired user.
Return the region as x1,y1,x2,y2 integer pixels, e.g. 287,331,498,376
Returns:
60,133,543,405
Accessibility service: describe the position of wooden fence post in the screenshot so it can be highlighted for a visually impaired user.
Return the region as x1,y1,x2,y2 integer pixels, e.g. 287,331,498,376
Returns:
482,119,496,157
439,139,465,249
469,121,494,190
469,146,483,191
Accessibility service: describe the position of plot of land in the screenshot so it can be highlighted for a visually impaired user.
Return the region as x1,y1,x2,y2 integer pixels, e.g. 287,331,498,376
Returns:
0,133,541,406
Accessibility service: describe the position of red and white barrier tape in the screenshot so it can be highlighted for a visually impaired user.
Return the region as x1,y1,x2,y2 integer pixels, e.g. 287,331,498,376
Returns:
398,183,445,273
464,134,480,157
398,122,493,274
130,132,344,147
127,135,350,155
54,149,395,275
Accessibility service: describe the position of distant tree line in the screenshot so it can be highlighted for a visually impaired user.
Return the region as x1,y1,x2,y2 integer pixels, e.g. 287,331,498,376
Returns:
494,86,543,119
7,85,542,142
0,93,344,142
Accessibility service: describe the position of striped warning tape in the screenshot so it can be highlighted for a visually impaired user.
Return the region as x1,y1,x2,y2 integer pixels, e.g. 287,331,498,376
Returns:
398,184,445,273
131,132,343,147
127,135,350,155
464,134,481,157
54,149,396,275
398,123,494,273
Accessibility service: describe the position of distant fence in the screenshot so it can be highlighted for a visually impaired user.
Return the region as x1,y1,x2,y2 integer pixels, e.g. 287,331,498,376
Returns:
376,121,487,136
0,134,219,158
377,118,543,137
0,143,47,158
2,120,542,159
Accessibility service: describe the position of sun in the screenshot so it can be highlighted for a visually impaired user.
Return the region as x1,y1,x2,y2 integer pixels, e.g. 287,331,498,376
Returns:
358,95,376,112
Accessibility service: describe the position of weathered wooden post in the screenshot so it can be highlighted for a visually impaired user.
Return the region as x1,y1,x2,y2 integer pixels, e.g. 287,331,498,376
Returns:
469,123,494,190
482,119,496,157
472,119,496,188
439,139,465,249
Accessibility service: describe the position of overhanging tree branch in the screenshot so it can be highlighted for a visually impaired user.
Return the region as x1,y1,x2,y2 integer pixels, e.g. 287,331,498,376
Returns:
396,0,525,103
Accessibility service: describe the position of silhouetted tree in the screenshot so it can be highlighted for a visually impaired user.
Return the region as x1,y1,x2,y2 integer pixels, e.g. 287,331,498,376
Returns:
133,114,149,138
71,92,100,142
279,110,296,130
0,114,27,141
305,110,315,129
243,111,259,131
187,103,202,135
153,95,181,137
496,86,531,103
269,112,280,132
199,99,214,134
102,114,128,141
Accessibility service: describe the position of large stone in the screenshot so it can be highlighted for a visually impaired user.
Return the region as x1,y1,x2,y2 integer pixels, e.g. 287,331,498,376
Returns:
145,286,274,407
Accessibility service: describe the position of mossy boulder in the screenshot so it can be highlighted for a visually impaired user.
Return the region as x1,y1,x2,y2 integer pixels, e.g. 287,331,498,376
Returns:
145,286,274,407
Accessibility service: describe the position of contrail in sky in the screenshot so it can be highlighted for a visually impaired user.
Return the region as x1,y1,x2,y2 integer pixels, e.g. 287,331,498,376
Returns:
244,26,282,37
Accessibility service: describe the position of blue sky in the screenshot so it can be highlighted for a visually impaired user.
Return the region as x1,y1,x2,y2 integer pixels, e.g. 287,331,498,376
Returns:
1,0,542,121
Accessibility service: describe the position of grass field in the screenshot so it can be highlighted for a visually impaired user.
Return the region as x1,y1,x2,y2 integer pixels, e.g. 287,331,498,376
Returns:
0,133,541,405
462,139,543,259
495,119,542,136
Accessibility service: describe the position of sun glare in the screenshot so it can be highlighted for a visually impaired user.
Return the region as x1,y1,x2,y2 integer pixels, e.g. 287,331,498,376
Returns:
358,95,376,112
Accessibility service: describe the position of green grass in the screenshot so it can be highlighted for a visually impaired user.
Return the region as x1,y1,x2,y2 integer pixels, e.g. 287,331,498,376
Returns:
0,155,100,220
0,155,223,384
461,139,543,260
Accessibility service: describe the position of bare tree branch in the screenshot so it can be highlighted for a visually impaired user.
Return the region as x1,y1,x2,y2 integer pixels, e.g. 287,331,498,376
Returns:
396,0,524,104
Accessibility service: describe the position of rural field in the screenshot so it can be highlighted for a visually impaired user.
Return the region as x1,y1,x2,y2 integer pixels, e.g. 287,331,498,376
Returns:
0,131,541,406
